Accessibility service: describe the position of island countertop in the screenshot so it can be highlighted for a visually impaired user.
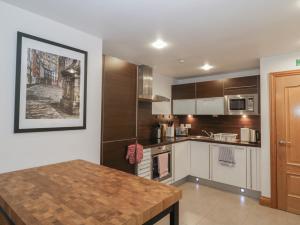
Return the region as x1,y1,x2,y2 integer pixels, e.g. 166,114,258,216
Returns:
0,160,182,225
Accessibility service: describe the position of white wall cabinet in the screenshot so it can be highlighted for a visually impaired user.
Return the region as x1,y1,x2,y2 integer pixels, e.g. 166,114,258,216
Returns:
173,141,190,182
190,142,210,179
211,144,247,188
247,147,261,191
173,98,224,115
173,99,196,115
152,102,171,115
196,97,224,115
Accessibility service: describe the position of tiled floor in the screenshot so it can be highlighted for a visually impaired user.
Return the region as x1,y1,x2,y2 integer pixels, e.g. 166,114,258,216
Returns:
155,182,300,225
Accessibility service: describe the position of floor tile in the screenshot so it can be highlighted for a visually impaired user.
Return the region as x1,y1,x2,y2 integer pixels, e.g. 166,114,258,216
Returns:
155,182,300,225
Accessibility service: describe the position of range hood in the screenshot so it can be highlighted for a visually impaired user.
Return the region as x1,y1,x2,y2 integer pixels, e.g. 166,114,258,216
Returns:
138,65,170,102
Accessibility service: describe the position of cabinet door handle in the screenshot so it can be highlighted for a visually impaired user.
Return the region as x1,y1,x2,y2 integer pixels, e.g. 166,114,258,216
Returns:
278,140,291,145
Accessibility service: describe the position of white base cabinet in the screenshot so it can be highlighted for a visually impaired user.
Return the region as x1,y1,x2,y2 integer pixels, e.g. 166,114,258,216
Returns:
190,142,210,180
247,147,261,191
173,141,190,182
211,144,247,188
140,141,261,191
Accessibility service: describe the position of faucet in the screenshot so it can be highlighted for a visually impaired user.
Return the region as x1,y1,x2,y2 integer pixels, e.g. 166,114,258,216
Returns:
202,130,214,139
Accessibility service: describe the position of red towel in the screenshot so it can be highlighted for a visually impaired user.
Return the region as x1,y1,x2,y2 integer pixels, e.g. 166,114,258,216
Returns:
136,144,143,163
126,144,143,165
126,144,136,164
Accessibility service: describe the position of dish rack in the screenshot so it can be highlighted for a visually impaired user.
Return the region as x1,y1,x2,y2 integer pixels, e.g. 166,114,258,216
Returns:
213,133,238,142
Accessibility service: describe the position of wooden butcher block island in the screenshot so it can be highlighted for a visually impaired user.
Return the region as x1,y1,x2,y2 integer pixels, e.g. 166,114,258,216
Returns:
0,160,182,225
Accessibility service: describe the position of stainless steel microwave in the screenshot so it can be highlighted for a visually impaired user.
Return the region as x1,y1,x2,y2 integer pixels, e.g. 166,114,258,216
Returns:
224,94,259,115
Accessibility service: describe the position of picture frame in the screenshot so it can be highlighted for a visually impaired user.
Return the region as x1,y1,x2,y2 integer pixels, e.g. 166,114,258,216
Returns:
14,32,88,133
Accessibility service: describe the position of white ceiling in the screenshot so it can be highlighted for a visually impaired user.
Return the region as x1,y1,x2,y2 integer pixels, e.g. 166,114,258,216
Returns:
3,0,300,77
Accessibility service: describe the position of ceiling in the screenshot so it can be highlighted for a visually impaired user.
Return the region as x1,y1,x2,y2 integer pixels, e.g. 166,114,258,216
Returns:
3,0,300,78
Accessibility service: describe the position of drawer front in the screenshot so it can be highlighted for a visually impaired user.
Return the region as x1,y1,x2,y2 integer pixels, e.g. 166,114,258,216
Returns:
137,148,151,179
138,160,151,172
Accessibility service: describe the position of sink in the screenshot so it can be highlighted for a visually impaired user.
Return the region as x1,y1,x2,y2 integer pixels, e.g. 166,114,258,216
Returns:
191,136,213,140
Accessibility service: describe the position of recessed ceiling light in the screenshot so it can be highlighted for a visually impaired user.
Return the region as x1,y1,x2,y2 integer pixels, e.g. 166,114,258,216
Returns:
151,39,168,49
200,63,214,71
178,59,185,63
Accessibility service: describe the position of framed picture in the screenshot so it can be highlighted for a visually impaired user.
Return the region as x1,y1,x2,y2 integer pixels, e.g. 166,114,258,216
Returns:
14,32,88,133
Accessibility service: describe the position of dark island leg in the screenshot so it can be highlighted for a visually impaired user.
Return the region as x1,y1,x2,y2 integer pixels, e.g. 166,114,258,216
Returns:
0,207,15,225
143,201,179,225
170,202,179,225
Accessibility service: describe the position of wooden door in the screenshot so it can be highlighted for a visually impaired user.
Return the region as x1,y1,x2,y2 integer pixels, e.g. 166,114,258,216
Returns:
272,71,300,214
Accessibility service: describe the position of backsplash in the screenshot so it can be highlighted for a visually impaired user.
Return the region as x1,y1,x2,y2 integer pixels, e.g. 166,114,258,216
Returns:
175,115,261,138
138,102,261,140
138,102,175,140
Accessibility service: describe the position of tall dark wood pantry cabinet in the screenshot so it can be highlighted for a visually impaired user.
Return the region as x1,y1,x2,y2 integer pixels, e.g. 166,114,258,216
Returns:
101,55,137,174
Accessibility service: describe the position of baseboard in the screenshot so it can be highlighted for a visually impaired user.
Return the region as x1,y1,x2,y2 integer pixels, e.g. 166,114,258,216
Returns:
172,176,189,186
259,196,271,207
187,176,261,199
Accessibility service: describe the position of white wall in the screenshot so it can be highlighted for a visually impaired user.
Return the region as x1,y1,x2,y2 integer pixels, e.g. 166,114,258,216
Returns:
0,2,102,173
174,69,260,84
152,74,174,115
260,51,300,197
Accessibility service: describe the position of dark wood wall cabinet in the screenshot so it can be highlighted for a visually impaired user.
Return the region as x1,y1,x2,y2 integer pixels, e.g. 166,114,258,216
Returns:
172,75,260,99
223,75,259,95
101,55,137,174
172,83,196,99
196,80,224,98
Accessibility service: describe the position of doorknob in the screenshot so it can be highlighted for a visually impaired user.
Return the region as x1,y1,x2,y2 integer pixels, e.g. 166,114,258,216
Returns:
279,140,291,145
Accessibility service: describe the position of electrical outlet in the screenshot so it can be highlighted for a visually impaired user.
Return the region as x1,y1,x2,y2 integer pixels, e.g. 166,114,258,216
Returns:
185,124,192,128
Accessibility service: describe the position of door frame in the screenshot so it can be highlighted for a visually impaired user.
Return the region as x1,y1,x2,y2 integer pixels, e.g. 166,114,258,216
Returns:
269,69,300,208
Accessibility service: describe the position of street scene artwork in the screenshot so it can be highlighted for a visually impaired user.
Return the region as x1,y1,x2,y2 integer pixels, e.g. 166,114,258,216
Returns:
15,32,87,133
26,48,81,119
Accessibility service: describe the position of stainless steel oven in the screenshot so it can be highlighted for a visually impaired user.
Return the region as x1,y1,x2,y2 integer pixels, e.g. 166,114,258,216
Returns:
225,94,259,115
151,145,172,182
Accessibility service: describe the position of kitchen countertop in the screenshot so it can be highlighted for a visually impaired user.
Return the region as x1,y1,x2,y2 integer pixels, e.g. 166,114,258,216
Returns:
0,160,182,225
139,136,261,148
